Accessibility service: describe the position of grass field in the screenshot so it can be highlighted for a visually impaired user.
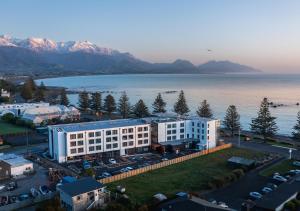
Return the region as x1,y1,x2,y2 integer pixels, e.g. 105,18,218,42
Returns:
108,147,264,204
260,159,294,177
0,121,28,135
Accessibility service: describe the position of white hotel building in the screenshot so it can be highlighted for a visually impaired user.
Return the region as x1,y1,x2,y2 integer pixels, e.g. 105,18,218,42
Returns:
49,117,220,163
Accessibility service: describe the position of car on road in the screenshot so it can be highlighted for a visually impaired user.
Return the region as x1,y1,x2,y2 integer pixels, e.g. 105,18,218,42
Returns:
293,161,300,167
273,175,287,182
249,192,262,200
108,158,117,164
39,185,50,195
262,187,273,194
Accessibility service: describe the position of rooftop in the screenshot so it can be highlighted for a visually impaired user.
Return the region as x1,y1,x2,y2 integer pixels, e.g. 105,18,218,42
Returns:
50,118,149,133
59,177,104,197
0,153,32,167
227,156,255,166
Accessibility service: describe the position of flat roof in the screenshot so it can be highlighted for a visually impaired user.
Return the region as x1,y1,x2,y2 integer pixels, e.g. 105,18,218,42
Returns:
227,156,255,166
49,118,149,133
152,116,217,124
0,153,32,167
59,177,103,197
255,176,300,210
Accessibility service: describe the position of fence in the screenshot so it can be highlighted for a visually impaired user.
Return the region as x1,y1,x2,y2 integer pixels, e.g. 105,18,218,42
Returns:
99,143,232,184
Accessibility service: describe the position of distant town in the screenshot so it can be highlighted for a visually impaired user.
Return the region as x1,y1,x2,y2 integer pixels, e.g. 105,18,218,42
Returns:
0,75,300,211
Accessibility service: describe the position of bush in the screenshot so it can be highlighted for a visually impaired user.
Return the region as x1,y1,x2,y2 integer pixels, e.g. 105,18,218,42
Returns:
232,169,245,178
284,201,296,210
1,113,16,124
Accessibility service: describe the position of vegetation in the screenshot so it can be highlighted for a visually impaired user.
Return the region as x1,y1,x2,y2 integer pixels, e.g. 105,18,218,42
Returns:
90,92,102,114
20,77,37,101
223,105,241,136
118,92,131,118
284,199,300,211
1,113,35,131
59,88,69,106
251,98,278,140
197,99,213,118
78,91,90,112
152,93,166,113
104,94,116,117
292,111,300,141
108,147,263,204
133,99,150,118
173,90,189,116
36,195,65,211
34,86,45,102
260,159,294,177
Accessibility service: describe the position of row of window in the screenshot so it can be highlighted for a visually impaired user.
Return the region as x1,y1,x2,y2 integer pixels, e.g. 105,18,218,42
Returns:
167,134,184,141
89,145,101,151
167,123,184,129
70,140,84,147
106,143,118,149
167,129,184,135
70,147,84,154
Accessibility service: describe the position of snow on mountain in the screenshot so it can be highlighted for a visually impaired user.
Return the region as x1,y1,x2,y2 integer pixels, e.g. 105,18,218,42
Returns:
0,35,119,55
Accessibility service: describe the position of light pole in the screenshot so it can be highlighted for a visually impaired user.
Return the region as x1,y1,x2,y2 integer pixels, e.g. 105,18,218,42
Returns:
238,128,241,148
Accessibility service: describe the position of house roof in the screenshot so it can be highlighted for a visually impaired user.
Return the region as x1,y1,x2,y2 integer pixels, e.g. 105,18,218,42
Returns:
59,177,104,197
227,156,255,166
0,153,32,167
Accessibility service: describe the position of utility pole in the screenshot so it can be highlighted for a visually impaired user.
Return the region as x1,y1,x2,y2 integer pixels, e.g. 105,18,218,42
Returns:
238,128,241,148
26,128,29,155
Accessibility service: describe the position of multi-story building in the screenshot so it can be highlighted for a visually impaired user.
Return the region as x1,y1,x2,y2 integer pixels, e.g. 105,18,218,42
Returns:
48,119,151,163
49,117,220,163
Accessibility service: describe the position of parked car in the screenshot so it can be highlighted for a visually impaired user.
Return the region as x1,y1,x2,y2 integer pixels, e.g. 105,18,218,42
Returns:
125,166,134,171
102,172,112,178
161,158,169,161
83,160,91,169
0,185,6,191
293,161,300,167
249,192,262,200
31,188,40,197
266,183,278,190
289,169,300,175
18,194,30,201
6,182,17,191
218,202,229,208
108,158,117,164
120,168,129,173
262,187,273,194
39,185,50,195
273,175,287,182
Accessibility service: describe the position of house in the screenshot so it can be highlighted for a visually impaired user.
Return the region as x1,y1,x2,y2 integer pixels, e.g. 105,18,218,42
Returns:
58,177,107,211
0,153,33,179
0,102,50,117
0,89,10,98
48,117,220,163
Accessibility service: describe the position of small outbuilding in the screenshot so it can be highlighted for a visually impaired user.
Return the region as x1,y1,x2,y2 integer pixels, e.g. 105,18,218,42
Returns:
227,156,255,169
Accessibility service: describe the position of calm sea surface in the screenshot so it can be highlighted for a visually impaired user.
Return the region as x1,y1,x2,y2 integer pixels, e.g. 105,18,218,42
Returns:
37,74,300,135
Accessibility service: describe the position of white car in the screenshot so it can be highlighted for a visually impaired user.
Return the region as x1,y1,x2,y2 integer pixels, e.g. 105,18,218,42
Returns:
108,158,117,164
218,202,229,208
249,192,262,200
125,166,134,171
289,169,300,174
262,187,273,194
273,175,287,182
293,161,300,167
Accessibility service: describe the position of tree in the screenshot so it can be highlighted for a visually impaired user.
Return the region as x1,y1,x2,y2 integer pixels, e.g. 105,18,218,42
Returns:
118,92,131,118
197,100,213,118
173,90,190,116
25,77,37,91
133,99,150,118
104,94,116,117
39,81,47,90
223,105,241,136
78,91,89,112
90,92,102,113
34,87,45,102
292,112,300,141
60,89,69,106
251,98,278,140
152,93,166,113
20,82,33,101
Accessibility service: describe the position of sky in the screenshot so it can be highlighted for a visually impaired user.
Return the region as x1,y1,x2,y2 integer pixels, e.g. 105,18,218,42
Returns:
1,0,300,72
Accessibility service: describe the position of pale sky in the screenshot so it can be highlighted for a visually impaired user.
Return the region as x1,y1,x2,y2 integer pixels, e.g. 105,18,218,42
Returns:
1,0,300,72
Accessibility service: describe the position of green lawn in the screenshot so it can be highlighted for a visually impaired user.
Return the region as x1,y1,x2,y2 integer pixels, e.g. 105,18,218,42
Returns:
260,159,295,177
0,121,28,135
108,147,264,204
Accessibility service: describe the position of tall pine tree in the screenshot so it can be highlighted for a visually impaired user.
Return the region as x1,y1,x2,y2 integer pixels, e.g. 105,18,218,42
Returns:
60,89,69,106
34,87,45,102
21,82,33,101
104,94,116,117
292,112,300,141
197,100,213,118
152,93,166,113
133,99,150,118
118,92,131,118
173,90,190,116
90,92,102,113
251,98,278,140
223,105,241,136
78,91,89,112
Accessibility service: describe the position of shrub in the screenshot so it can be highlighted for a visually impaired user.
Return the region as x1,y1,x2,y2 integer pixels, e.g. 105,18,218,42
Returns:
232,169,244,178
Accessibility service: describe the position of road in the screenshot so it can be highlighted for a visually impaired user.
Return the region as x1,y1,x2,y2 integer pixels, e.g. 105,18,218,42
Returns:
0,143,48,156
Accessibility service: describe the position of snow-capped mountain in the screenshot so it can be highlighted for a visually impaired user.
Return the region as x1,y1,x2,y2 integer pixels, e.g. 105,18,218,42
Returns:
0,35,119,55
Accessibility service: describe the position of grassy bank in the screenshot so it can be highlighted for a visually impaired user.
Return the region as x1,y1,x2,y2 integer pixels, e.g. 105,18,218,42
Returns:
108,147,264,204
0,120,28,135
260,159,294,177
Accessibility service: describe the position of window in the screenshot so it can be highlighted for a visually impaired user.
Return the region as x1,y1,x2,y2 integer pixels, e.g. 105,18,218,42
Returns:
122,129,127,133
113,143,118,148
167,124,171,128
129,135,134,139
172,129,176,134
144,133,148,137
78,148,84,153
122,135,128,140
123,142,128,147
138,140,143,145
197,135,200,139
96,145,101,151
106,130,111,136
70,149,77,154
77,133,83,139
207,130,209,134
144,127,148,131
138,127,143,132
106,137,111,142
208,124,210,128
180,134,184,139
70,141,76,147
192,122,194,126
207,136,209,140
202,129,204,134
202,123,205,128
89,139,94,145
180,129,184,133
129,141,134,146
138,134,143,138
76,195,81,201
144,139,148,144
197,123,200,127
96,138,101,143
77,140,84,146
180,123,184,127
112,130,118,135
172,135,176,140
192,128,194,132
197,129,200,133
112,136,118,141
88,132,94,137
167,130,171,135
89,146,95,151
70,134,76,139
172,123,176,128
167,136,171,141
95,131,101,136
106,144,111,149
128,128,133,133
202,135,204,140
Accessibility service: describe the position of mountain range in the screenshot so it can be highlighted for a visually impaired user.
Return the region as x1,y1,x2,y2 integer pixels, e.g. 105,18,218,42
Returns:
0,35,261,76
